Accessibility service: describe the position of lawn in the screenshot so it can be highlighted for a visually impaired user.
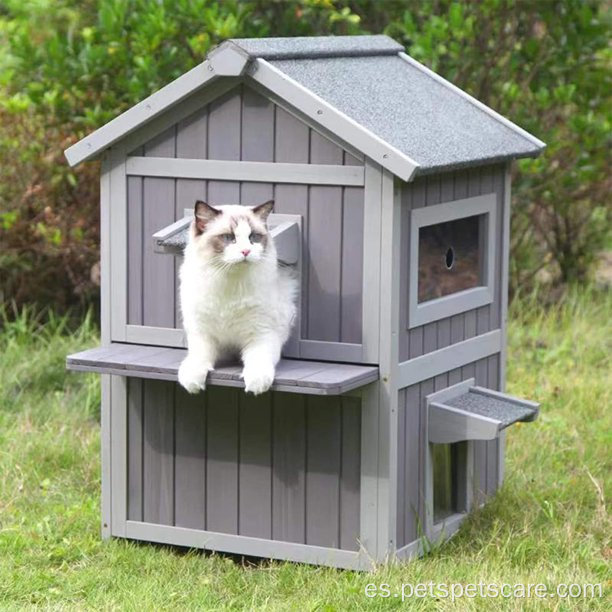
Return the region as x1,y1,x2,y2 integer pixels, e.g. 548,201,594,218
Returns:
0,288,609,610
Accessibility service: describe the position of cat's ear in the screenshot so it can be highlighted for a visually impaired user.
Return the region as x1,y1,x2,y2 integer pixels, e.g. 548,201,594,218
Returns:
251,200,274,222
194,200,220,235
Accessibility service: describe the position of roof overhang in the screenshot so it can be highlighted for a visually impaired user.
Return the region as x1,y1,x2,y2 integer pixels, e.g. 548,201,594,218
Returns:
64,36,544,181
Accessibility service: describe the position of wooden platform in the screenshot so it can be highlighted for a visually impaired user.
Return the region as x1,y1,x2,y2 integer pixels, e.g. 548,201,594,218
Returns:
66,344,379,396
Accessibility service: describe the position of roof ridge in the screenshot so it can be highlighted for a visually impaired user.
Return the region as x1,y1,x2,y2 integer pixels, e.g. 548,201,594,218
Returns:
227,34,403,60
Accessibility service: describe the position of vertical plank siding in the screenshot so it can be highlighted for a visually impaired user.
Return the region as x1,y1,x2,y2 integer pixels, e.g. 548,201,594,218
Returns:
396,353,501,548
126,84,365,352
398,164,506,362
126,381,361,551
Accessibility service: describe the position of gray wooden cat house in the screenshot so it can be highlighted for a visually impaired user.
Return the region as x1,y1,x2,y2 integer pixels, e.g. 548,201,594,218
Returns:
65,35,544,570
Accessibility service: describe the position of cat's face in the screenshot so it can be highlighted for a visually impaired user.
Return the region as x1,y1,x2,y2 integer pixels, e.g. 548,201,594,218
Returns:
192,200,274,265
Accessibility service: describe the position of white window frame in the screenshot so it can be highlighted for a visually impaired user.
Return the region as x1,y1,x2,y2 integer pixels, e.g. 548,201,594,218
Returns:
409,193,497,329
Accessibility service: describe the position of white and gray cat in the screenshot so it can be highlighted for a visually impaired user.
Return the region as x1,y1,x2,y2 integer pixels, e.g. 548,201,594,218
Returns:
178,200,297,395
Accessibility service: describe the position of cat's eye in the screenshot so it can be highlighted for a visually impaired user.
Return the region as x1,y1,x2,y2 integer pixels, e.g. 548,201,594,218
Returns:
250,232,263,244
221,233,235,244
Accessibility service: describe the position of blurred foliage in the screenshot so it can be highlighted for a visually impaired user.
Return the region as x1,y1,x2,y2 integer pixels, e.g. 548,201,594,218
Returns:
0,0,610,313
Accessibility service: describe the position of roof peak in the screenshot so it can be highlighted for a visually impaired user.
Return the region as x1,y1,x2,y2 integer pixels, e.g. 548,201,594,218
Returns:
226,35,403,60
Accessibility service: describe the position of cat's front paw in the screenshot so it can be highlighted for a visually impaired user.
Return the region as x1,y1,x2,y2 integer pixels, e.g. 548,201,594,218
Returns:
178,359,210,394
242,364,275,395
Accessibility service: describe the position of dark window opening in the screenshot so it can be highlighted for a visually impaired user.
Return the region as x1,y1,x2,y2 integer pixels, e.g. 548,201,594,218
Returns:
433,443,458,523
418,214,483,303
445,246,455,270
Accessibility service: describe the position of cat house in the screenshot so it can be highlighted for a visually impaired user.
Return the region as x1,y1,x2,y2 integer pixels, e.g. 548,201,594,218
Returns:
65,35,544,570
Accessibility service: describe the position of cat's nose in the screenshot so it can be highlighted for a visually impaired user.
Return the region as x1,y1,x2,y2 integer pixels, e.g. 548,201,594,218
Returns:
241,249,251,257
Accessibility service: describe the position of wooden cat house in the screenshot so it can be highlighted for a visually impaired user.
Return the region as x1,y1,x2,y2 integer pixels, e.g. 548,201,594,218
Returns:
65,35,543,570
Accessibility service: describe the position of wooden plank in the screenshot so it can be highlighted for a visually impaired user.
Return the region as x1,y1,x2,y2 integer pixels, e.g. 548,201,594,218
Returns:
240,182,274,207
403,384,420,545
207,88,241,161
64,61,217,166
396,389,406,547
241,86,275,162
274,106,309,163
176,106,207,159
143,380,174,525
419,378,434,523
239,392,272,538
144,125,175,157
127,378,143,521
408,177,426,358
174,385,206,530
127,177,143,325
67,346,379,394
361,161,382,363
308,130,343,342
126,156,365,186
341,186,364,344
340,396,361,551
125,520,362,570
305,396,341,548
473,358,488,506
206,387,239,533
143,177,175,327
273,105,309,351
310,129,344,165
272,393,306,543
307,185,343,341
207,87,241,205
486,354,500,496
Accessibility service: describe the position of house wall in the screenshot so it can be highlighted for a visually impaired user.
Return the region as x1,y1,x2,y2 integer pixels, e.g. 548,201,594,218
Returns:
398,164,505,361
395,163,509,549
395,354,500,548
125,379,361,551
123,84,370,360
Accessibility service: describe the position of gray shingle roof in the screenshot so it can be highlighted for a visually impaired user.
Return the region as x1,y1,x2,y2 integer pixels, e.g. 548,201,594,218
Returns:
65,35,544,173
268,54,542,174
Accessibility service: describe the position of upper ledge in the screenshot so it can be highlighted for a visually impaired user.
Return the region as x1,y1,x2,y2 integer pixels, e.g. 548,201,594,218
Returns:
66,344,379,396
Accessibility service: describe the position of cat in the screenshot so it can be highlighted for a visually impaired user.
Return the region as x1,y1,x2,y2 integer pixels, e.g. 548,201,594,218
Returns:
178,199,297,395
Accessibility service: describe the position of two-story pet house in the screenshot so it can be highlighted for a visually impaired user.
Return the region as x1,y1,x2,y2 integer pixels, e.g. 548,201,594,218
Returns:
66,35,542,570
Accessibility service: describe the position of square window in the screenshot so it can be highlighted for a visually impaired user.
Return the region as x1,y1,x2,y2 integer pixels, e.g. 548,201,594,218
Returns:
418,214,484,303
409,194,496,328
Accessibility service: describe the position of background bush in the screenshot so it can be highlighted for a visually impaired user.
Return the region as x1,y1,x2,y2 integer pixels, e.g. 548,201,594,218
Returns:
1,0,610,314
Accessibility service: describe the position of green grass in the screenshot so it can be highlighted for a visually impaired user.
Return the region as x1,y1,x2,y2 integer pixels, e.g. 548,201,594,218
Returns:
0,289,610,611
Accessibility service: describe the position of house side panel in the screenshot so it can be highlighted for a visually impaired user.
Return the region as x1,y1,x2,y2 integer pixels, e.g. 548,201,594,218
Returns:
126,380,361,551
126,179,365,349
398,164,505,362
133,85,364,167
396,352,501,548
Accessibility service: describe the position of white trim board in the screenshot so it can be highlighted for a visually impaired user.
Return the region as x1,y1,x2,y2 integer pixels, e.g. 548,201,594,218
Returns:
126,157,365,186
65,62,218,167
124,521,371,571
397,330,502,389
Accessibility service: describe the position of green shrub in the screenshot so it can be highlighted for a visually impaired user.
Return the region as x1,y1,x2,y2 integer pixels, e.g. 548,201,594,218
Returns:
0,0,609,314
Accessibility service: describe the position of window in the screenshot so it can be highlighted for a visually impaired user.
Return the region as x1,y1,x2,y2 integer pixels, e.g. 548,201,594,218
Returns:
418,215,483,303
409,194,496,328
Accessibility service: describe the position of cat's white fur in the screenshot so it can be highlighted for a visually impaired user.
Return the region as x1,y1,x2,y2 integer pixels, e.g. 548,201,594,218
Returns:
178,202,297,395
